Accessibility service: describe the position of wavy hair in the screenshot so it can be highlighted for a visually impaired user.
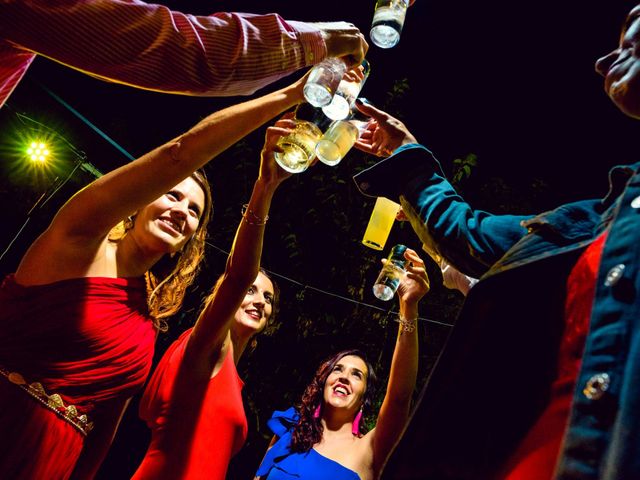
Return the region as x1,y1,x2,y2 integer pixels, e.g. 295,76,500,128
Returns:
290,349,378,453
109,169,213,331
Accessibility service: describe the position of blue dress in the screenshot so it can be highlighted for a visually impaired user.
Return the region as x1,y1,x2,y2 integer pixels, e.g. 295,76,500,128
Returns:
255,407,360,480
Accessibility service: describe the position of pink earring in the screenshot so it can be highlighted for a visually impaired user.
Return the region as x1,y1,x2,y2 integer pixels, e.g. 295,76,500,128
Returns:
352,409,363,436
313,405,321,419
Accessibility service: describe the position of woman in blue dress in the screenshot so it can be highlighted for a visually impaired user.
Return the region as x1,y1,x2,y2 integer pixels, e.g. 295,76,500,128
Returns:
255,248,430,480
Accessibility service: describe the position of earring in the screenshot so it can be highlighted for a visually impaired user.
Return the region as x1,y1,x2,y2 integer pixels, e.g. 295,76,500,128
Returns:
313,404,321,419
352,409,363,436
124,215,134,231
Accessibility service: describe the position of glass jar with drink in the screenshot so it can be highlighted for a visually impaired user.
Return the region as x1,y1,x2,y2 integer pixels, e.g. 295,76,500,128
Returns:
370,0,410,49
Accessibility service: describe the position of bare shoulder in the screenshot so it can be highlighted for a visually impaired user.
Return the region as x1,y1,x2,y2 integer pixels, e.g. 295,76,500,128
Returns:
15,229,113,285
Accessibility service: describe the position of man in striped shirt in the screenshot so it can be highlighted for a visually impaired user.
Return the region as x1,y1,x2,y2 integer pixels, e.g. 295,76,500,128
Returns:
0,0,368,107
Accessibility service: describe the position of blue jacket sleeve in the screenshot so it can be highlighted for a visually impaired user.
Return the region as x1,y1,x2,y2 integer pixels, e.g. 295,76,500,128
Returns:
353,144,532,278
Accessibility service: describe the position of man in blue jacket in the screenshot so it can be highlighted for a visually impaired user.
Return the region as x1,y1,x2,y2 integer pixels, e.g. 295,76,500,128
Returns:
352,3,640,479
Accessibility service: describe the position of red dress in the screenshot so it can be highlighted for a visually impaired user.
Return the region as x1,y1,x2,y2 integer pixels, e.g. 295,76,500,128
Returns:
500,232,607,479
0,274,155,479
133,328,248,480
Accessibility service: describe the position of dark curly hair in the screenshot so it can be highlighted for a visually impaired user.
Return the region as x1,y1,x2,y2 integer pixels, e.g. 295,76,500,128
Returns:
290,349,377,453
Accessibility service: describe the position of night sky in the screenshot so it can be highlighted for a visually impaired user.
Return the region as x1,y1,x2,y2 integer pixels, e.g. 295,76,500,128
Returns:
0,1,638,478
3,1,638,209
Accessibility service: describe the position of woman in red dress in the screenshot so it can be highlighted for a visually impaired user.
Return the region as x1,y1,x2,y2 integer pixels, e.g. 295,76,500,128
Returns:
132,116,296,480
0,76,308,479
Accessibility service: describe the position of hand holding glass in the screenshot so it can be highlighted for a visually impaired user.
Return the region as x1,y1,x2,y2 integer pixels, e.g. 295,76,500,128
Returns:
373,244,408,301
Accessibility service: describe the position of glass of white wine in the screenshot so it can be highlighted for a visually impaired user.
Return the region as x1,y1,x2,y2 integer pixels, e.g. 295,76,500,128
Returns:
274,119,323,174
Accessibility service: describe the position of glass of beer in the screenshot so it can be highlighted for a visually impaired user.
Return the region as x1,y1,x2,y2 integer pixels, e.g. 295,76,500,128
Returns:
315,120,360,166
370,0,410,49
362,197,400,250
322,60,371,121
274,119,323,173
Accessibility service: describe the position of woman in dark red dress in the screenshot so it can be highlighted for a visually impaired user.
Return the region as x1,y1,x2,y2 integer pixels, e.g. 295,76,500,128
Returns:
0,76,308,479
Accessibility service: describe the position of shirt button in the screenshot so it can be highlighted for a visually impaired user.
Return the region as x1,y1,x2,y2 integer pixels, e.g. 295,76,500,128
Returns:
631,196,640,209
604,264,626,287
583,373,610,400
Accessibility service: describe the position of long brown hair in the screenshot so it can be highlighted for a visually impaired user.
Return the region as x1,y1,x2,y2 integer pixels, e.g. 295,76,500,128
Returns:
109,170,213,331
290,349,378,453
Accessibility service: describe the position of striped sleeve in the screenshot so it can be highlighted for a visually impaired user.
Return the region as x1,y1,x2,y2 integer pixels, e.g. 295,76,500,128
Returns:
0,0,326,98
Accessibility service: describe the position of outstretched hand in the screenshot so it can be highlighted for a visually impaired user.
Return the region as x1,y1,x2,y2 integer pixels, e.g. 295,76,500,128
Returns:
396,248,430,305
258,113,296,186
353,101,417,157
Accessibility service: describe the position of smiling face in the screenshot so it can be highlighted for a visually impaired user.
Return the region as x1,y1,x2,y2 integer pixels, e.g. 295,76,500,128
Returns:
595,5,640,118
322,354,368,415
232,271,275,336
133,177,206,255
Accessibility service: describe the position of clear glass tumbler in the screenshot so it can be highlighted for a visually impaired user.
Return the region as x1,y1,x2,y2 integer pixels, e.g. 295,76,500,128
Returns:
322,60,371,121
274,119,323,173
315,120,360,166
370,0,410,49
303,58,347,107
373,244,408,301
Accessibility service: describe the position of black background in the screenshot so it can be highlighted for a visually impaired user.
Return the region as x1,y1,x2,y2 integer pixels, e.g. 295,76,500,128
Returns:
1,1,638,478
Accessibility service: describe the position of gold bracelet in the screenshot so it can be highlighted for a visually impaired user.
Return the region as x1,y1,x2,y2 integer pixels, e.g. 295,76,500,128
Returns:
241,204,269,226
396,315,418,333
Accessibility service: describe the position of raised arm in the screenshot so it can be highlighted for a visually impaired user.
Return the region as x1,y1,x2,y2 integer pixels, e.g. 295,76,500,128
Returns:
38,77,306,246
186,119,293,364
353,101,530,278
368,248,429,475
0,0,367,102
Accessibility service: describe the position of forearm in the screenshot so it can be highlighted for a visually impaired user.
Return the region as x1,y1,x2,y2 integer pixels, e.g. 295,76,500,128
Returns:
56,82,302,239
189,177,279,353
387,301,419,405
224,178,277,285
354,145,530,278
0,1,324,96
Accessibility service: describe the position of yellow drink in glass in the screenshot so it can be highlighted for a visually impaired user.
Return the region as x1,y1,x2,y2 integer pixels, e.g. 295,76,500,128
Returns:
315,120,359,166
274,120,322,173
362,197,400,250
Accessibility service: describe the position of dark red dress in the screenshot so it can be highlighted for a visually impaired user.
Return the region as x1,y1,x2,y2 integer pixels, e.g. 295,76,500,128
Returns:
133,328,248,479
500,232,607,479
0,274,155,479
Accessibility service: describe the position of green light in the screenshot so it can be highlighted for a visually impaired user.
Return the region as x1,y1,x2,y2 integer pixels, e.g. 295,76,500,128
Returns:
26,140,50,163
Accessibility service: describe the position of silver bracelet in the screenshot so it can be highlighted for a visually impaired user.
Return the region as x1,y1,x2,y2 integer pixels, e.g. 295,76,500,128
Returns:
396,315,418,333
241,203,269,226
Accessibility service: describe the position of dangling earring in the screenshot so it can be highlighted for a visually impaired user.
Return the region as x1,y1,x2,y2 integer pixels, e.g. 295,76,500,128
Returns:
124,215,134,231
352,409,363,436
313,404,321,419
